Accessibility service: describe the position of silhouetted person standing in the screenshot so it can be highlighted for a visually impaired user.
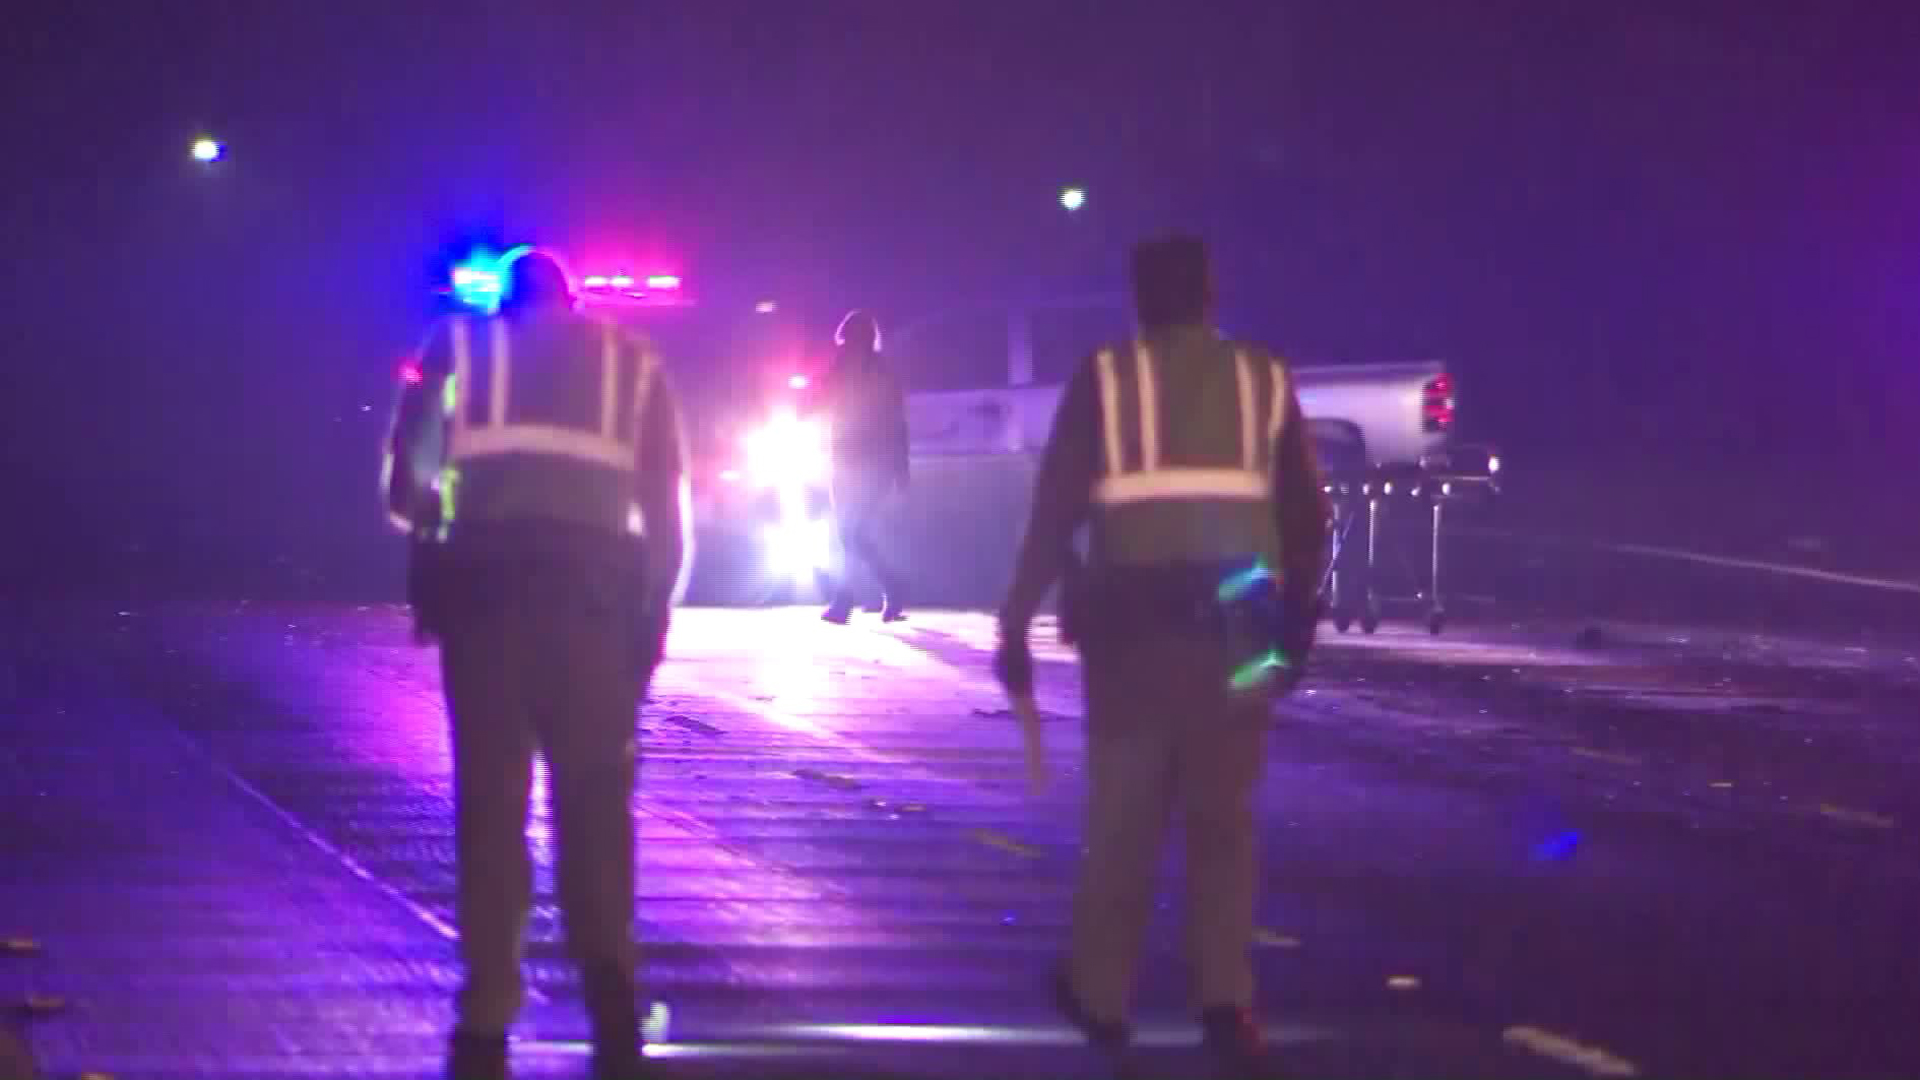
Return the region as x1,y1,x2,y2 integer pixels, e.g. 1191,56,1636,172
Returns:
819,309,910,623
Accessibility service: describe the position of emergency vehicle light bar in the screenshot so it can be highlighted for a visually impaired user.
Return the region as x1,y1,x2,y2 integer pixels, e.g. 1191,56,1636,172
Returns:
581,272,679,290
578,269,692,308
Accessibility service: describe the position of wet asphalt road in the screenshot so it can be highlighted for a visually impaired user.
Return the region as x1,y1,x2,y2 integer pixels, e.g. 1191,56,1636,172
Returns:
5,569,1920,1079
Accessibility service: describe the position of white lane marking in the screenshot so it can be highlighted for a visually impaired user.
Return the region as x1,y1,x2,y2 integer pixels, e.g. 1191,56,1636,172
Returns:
523,1019,1336,1054
1469,527,1920,596
756,1020,1334,1048
150,723,552,996
1604,541,1920,595
1503,1025,1641,1077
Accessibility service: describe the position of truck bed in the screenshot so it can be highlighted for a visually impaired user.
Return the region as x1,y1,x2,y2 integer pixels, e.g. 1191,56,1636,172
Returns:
904,359,1451,468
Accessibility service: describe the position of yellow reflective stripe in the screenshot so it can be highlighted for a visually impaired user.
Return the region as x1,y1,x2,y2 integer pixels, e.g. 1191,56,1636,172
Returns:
600,321,619,439
1094,348,1123,476
1134,343,1160,470
488,319,510,427
662,363,687,473
1093,468,1267,505
1269,359,1287,442
449,319,473,434
449,424,638,471
633,342,658,444
1235,350,1257,471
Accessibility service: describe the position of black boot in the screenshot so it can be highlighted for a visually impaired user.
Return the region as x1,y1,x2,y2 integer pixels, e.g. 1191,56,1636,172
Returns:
444,1028,509,1080
879,592,907,623
584,965,646,1080
876,564,907,623
1199,1005,1267,1077
821,586,854,624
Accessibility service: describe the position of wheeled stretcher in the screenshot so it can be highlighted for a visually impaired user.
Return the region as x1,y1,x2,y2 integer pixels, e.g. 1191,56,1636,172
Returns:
1314,436,1501,636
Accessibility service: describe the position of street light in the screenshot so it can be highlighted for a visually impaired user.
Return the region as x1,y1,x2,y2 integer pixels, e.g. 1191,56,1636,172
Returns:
1060,186,1086,212
191,137,224,163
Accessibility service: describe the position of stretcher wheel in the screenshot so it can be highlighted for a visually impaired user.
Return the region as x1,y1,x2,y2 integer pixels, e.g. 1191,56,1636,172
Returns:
1360,609,1381,635
1427,611,1447,636
1332,610,1353,634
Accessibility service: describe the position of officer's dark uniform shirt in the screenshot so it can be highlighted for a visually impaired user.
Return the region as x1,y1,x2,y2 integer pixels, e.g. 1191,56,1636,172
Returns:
1002,324,1329,632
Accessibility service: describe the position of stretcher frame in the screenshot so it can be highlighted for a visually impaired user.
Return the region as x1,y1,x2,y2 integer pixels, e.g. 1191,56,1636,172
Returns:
1316,438,1501,636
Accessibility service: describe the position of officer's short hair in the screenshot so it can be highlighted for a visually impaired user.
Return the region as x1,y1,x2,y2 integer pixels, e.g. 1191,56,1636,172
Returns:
502,249,574,313
1130,235,1213,328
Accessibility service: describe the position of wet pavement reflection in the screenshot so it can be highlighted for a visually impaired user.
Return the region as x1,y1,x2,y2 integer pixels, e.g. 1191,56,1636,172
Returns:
5,602,1917,1078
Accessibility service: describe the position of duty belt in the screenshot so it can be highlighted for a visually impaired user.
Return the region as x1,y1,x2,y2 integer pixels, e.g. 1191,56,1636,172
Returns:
1072,559,1283,644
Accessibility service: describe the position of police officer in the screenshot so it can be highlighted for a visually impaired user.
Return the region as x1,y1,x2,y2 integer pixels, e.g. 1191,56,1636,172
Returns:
994,236,1329,1075
383,249,688,1080
819,309,910,623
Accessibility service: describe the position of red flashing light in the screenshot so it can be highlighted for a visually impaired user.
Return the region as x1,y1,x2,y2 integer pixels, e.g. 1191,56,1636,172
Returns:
399,360,424,386
1422,373,1455,433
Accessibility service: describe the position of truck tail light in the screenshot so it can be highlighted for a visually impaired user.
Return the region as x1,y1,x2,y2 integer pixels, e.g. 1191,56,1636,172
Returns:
1422,373,1455,433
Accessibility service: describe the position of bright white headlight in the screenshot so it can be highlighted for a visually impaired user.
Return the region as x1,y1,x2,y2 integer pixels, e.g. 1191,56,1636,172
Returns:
744,411,827,488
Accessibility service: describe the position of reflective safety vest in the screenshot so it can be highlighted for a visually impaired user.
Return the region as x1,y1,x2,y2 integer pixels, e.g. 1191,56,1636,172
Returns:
409,311,662,541
1087,337,1289,571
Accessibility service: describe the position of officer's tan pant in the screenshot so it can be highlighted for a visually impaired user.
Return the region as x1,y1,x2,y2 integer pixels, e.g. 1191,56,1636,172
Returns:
1070,635,1270,1021
438,576,640,1035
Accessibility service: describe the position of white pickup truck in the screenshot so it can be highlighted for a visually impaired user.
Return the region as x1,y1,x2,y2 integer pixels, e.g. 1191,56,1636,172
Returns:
891,358,1497,619
904,359,1459,470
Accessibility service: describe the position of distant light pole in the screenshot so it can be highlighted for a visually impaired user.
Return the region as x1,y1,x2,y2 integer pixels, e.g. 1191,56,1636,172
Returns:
191,137,225,163
1059,186,1086,212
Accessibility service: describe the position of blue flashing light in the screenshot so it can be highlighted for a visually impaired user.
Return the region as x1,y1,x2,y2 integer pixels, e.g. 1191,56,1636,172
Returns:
1531,829,1582,862
449,244,533,314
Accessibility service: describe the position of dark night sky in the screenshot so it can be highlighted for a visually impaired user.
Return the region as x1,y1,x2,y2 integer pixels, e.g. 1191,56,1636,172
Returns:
1,1,1916,588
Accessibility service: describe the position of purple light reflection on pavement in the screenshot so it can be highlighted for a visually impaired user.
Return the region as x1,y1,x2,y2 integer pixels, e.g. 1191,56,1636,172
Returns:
151,609,865,945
